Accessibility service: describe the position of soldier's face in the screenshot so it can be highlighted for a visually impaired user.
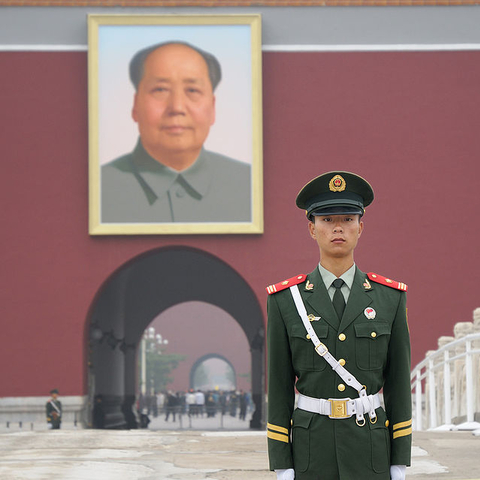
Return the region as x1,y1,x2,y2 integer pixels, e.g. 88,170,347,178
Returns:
132,44,216,166
308,214,363,259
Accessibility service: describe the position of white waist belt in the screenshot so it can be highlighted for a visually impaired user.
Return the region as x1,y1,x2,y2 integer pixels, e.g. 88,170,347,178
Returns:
290,285,379,424
297,392,381,425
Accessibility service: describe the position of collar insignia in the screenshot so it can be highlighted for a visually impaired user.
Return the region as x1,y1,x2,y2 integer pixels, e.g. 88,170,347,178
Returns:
363,278,372,290
305,280,314,291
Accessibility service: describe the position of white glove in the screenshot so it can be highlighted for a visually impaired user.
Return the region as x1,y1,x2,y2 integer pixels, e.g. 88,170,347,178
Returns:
390,465,406,480
275,468,295,480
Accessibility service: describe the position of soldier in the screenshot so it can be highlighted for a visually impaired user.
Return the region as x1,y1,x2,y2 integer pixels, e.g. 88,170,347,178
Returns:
266,172,411,480
46,388,62,430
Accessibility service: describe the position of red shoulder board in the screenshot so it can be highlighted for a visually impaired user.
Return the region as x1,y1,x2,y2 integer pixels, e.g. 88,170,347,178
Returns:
367,272,408,292
266,274,306,295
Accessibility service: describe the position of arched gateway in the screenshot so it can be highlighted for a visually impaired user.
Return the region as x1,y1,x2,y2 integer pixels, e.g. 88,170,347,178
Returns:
189,353,238,391
86,246,265,429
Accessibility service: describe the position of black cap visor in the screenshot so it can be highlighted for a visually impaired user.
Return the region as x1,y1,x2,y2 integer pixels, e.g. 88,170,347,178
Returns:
310,205,364,218
306,192,365,219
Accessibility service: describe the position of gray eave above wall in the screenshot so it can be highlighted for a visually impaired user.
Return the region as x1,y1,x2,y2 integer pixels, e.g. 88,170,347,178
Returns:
1,6,480,51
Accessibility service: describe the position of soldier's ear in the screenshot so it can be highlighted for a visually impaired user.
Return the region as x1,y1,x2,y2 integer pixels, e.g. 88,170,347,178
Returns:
308,221,316,239
358,220,364,237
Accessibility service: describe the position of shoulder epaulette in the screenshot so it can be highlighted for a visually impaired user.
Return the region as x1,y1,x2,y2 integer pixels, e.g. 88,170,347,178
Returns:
266,274,306,295
367,272,408,291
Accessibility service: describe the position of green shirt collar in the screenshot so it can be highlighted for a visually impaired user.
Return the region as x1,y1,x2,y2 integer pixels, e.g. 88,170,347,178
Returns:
318,263,356,301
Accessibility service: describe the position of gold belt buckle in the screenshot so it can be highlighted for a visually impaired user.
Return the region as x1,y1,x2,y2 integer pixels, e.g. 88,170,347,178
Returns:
329,399,349,419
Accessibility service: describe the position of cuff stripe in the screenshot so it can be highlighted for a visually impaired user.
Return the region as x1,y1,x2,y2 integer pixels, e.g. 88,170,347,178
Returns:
267,430,289,443
393,419,412,431
267,422,289,435
393,427,412,439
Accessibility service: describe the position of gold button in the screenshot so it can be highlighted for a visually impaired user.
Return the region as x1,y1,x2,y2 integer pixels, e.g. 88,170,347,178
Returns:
339,358,346,366
306,334,311,340
338,333,346,341
385,420,390,427
337,384,346,392
371,332,377,338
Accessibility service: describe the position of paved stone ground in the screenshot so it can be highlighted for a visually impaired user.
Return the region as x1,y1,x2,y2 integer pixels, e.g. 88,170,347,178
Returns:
0,416,479,480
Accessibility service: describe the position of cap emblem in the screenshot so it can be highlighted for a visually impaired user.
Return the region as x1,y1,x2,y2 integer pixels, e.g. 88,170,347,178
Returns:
329,175,346,192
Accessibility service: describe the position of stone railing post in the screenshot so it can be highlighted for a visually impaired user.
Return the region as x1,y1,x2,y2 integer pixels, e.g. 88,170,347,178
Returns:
472,309,480,420
453,322,474,421
437,336,454,425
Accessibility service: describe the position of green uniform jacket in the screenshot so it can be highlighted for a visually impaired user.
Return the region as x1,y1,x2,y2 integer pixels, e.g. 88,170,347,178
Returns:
46,399,62,429
101,140,251,223
267,266,412,480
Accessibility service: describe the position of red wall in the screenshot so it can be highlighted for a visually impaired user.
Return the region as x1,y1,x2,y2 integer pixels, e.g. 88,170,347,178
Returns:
1,50,479,397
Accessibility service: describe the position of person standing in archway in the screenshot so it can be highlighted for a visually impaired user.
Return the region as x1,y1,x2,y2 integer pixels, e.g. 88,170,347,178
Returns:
46,389,62,430
266,172,411,480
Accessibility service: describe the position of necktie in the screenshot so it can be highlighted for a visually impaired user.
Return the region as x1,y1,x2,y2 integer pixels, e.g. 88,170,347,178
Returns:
332,278,346,319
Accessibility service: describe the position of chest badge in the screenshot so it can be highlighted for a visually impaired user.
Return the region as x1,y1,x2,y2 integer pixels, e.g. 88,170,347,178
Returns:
364,307,376,320
308,314,321,322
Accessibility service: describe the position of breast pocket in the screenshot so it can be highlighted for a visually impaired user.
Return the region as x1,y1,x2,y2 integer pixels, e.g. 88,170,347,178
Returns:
290,322,329,372
354,321,392,371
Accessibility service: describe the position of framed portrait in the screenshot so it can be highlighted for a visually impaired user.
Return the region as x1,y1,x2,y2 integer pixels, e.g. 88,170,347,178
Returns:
88,14,263,235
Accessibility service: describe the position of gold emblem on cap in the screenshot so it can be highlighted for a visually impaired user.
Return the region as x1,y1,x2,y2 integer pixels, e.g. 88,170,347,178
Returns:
329,174,346,192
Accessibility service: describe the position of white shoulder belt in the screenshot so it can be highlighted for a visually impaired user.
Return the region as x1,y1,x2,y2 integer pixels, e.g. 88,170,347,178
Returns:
290,284,378,425
48,399,61,415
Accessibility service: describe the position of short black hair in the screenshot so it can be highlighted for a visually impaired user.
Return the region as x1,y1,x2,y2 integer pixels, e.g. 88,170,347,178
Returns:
129,41,222,92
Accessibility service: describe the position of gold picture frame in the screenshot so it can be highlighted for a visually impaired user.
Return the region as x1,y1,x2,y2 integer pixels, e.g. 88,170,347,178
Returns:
88,14,263,235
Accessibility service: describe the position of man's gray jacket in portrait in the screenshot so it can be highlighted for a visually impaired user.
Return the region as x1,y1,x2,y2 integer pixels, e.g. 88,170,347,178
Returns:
101,140,251,223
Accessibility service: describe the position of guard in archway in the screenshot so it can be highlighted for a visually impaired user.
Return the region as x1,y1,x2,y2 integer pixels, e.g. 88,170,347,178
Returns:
46,389,62,429
266,172,411,480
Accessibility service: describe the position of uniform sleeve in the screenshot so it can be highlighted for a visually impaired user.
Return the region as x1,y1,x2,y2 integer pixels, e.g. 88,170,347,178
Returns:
383,291,412,466
267,293,296,471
